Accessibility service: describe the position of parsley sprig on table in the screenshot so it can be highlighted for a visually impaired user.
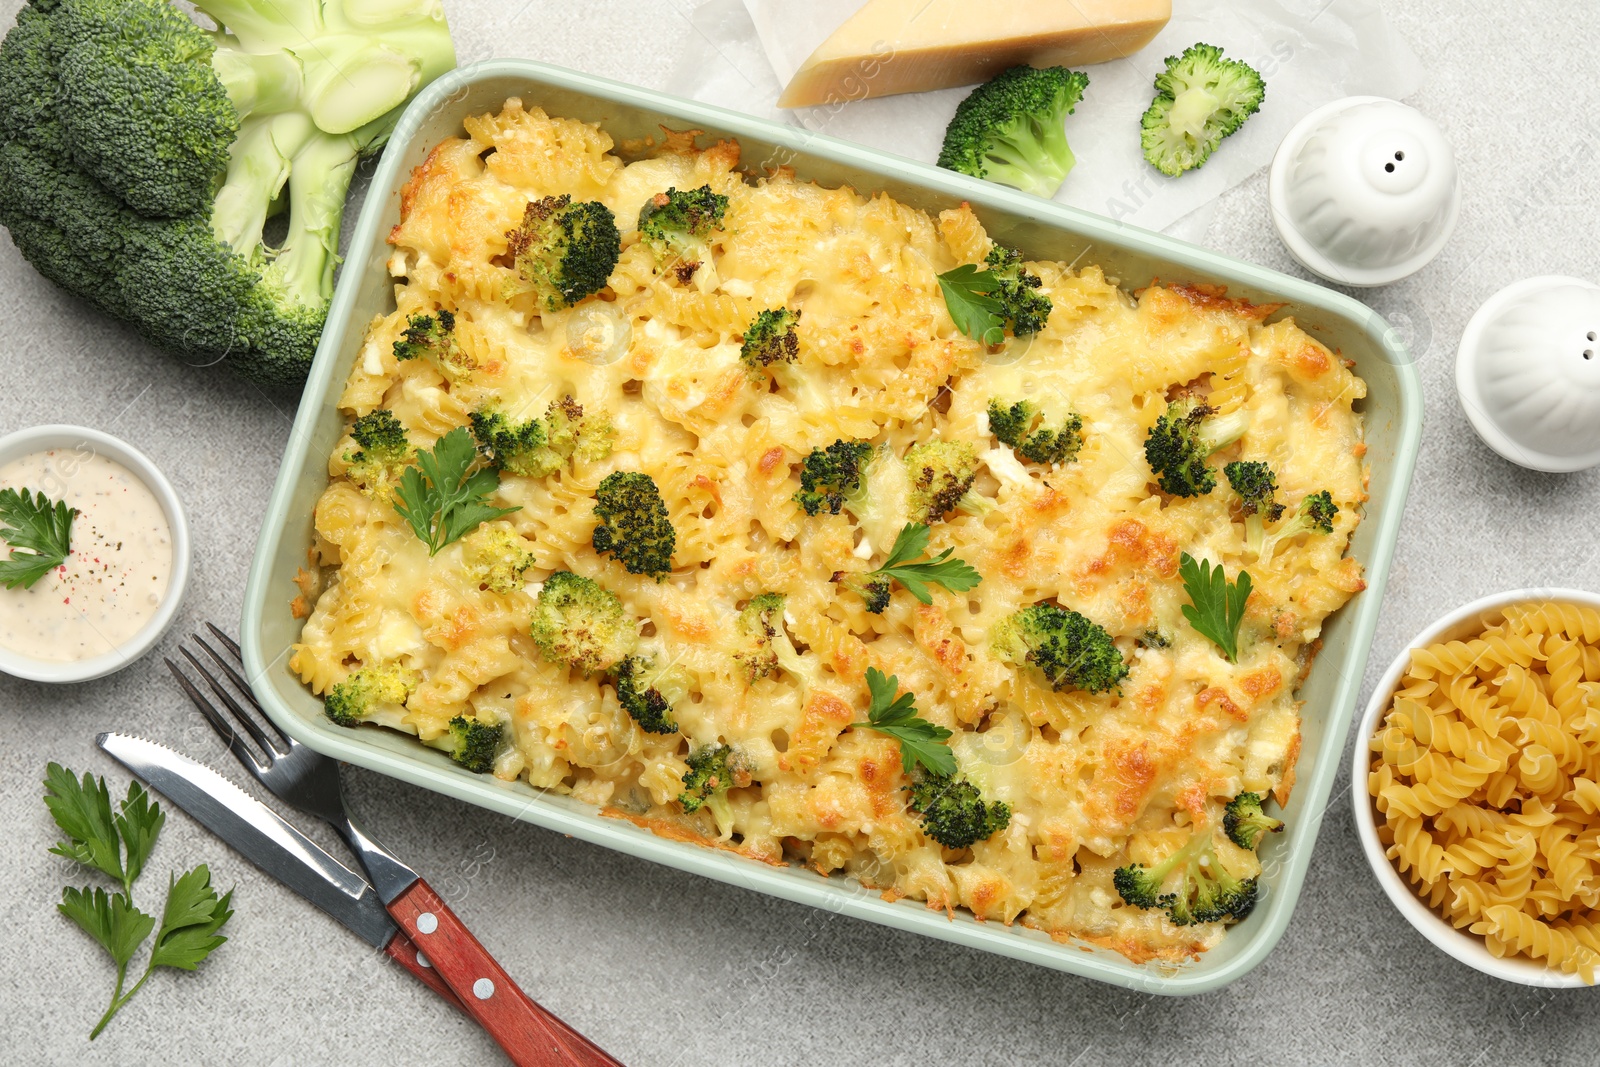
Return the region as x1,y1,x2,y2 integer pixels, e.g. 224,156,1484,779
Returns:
850,667,957,777
1178,552,1253,663
935,263,1006,346
0,487,76,589
393,427,520,555
867,523,983,605
45,764,233,1039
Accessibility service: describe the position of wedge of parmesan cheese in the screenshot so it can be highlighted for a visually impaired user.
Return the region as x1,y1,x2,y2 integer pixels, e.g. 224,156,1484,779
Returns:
777,0,1171,108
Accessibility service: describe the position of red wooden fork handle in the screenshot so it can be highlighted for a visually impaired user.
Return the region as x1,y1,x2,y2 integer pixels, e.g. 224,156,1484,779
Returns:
389,878,620,1067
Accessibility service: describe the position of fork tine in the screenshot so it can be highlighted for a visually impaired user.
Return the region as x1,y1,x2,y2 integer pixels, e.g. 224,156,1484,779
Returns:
206,622,243,661
166,657,271,778
191,632,291,746
180,645,285,758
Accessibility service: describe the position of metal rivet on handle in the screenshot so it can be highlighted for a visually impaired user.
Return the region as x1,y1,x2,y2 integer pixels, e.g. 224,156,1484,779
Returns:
416,951,431,968
473,978,495,1000
416,912,438,934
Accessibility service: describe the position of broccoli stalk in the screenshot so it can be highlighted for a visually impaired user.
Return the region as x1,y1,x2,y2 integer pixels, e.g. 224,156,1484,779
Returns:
1113,830,1259,926
1143,396,1252,497
343,409,411,501
678,743,752,837
431,715,504,774
323,662,418,728
1223,460,1284,558
1260,491,1339,564
393,308,473,380
612,655,676,735
908,769,1011,849
987,398,1084,466
505,194,621,311
1223,792,1284,851
937,65,1090,197
529,571,636,674
591,471,676,581
994,602,1129,695
1141,43,1266,177
471,395,615,479
904,440,993,523
638,184,728,290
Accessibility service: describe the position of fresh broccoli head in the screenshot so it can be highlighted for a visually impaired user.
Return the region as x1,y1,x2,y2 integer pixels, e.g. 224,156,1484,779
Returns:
1260,490,1339,563
529,571,635,674
638,184,728,269
987,398,1083,466
983,245,1054,337
343,409,411,500
1142,396,1251,497
678,743,751,813
994,602,1129,694
393,309,473,379
739,307,801,379
838,572,893,614
905,440,990,523
732,593,812,685
505,194,621,311
793,439,875,517
471,395,614,479
937,64,1090,198
1224,460,1283,557
323,662,418,727
1141,43,1266,178
441,715,504,774
1223,792,1284,851
462,525,535,595
908,769,1011,849
0,0,457,386
591,471,675,581
613,655,676,734
1113,830,1259,926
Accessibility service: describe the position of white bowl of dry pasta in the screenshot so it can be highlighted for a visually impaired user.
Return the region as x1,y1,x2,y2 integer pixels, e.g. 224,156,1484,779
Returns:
1353,589,1600,987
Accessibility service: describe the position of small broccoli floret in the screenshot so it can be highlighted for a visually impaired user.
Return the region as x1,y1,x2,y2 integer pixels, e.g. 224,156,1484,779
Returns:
1113,830,1259,926
1223,460,1283,557
1260,490,1339,563
462,525,535,595
505,194,621,311
323,663,418,727
543,395,614,464
983,246,1054,337
529,571,635,674
905,440,990,523
393,308,473,379
472,395,613,478
908,769,1011,849
937,64,1090,198
613,655,676,734
1137,630,1171,650
679,743,751,812
838,572,893,614
1224,792,1284,851
592,471,675,581
994,603,1129,694
793,438,874,517
987,398,1083,466
443,715,504,774
739,307,801,379
1141,43,1266,178
1142,396,1251,497
731,592,816,687
638,184,728,276
343,409,411,500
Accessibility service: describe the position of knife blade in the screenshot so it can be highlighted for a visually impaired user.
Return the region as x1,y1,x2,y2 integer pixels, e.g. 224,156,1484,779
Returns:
96,732,397,949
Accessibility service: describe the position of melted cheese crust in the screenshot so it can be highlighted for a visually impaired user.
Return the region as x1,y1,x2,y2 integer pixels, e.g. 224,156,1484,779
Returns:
291,99,1369,962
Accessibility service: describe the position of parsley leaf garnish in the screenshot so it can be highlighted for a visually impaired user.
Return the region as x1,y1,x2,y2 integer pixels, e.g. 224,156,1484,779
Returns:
392,427,520,555
850,667,956,777
870,522,982,604
148,866,234,972
936,263,1006,346
1178,552,1253,663
0,487,76,589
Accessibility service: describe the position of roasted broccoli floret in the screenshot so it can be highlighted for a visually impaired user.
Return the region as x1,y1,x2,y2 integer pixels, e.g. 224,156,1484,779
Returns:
1113,830,1259,926
937,64,1090,197
1137,630,1171,650
638,184,728,274
543,395,614,464
983,246,1054,337
739,307,801,379
529,571,635,674
343,409,411,500
838,572,893,614
1260,490,1339,563
732,593,815,686
908,769,1011,849
1141,43,1266,177
905,440,991,523
793,438,875,517
505,194,621,311
613,655,676,734
1142,396,1251,497
462,525,535,595
591,471,675,581
441,715,503,774
1224,792,1284,851
987,398,1083,465
994,602,1129,694
323,663,418,727
471,395,614,478
679,742,751,813
393,309,473,379
1224,460,1283,557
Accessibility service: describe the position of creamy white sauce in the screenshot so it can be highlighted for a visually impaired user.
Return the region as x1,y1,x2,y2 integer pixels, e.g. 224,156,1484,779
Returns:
0,448,172,662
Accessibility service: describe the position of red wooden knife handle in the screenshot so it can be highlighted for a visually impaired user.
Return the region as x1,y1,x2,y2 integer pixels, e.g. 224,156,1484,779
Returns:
389,879,620,1067
385,933,464,1012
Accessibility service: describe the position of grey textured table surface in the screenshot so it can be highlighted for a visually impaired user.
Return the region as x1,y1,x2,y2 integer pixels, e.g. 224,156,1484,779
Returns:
3,1,1598,1064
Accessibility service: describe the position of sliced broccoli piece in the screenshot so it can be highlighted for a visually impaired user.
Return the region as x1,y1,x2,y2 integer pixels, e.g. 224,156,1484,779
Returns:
987,398,1083,466
983,245,1054,337
937,64,1090,198
592,471,675,581
323,662,418,727
1260,490,1339,563
462,525,536,595
1142,396,1251,497
1141,43,1266,177
793,438,874,517
505,194,621,311
442,715,504,774
1114,829,1259,926
838,572,893,614
393,308,473,379
1223,460,1284,557
638,184,728,272
732,592,816,687
471,395,614,478
529,571,635,674
904,440,990,523
543,395,614,464
908,769,1011,849
679,742,751,813
1223,792,1284,851
739,307,801,379
994,602,1129,695
613,655,676,734
343,409,411,500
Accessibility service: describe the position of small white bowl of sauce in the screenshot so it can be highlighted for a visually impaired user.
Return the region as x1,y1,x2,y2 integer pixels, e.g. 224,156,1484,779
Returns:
0,425,190,683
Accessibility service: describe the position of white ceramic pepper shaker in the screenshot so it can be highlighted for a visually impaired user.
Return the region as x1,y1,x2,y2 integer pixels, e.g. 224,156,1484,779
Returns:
1269,96,1459,287
1456,276,1600,473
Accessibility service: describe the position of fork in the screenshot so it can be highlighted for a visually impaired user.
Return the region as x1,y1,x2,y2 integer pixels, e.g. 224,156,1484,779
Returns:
168,625,619,1067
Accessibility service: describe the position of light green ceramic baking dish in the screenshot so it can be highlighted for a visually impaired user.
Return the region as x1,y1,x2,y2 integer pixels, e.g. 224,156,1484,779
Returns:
242,59,1423,995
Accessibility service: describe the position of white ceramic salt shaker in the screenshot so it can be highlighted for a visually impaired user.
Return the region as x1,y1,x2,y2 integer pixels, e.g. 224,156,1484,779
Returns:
1456,276,1600,473
1269,96,1459,287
